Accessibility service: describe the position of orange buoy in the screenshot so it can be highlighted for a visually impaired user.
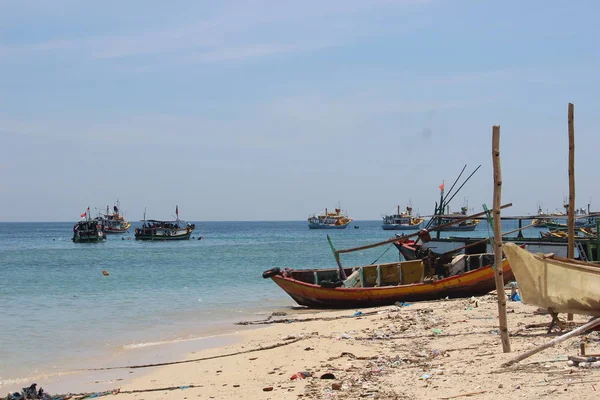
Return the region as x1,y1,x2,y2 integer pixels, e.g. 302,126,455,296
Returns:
102,270,109,276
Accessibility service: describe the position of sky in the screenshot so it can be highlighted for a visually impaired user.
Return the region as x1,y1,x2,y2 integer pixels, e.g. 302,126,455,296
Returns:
1,0,600,221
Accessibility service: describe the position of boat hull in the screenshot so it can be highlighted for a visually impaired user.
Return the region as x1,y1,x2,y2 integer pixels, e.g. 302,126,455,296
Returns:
382,223,423,230
269,259,513,308
503,243,600,316
308,223,350,229
72,235,106,243
104,227,129,234
134,232,192,240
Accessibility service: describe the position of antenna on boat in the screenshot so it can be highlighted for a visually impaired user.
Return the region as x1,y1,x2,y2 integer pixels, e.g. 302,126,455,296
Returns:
143,207,147,222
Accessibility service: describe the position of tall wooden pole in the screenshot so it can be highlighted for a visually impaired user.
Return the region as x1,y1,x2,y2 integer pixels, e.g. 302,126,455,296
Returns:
568,103,575,258
567,103,575,321
492,125,511,353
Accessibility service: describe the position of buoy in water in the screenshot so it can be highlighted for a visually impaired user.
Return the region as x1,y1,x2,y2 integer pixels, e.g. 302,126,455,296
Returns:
102,270,109,276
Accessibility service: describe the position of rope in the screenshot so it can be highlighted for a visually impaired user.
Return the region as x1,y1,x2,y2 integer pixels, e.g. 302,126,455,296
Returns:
370,244,394,265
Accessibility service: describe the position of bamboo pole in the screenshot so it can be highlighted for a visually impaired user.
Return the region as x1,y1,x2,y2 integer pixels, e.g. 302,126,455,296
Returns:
502,317,600,367
492,125,511,353
568,103,575,321
336,203,513,254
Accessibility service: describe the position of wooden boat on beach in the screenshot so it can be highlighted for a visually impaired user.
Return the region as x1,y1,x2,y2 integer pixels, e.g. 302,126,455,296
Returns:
502,243,600,316
262,253,513,308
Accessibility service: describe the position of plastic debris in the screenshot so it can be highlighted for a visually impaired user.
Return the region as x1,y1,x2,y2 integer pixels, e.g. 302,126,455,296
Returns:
420,373,431,380
320,373,336,379
432,329,444,335
290,371,312,380
353,311,363,317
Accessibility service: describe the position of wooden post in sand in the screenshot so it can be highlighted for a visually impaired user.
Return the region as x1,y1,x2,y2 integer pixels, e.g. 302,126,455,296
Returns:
567,103,575,322
492,125,511,353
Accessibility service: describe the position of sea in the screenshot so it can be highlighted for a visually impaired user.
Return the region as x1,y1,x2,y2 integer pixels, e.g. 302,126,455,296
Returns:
0,219,540,387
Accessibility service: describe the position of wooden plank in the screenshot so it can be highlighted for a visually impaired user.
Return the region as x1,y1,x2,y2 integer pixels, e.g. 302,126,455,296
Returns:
493,125,511,353
502,317,600,367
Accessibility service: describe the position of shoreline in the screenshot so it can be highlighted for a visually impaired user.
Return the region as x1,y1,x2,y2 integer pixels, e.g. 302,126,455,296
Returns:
0,301,311,394
7,294,600,399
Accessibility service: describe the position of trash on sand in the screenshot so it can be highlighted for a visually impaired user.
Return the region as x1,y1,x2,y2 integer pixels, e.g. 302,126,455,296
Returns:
320,373,336,379
263,387,274,391
395,301,412,307
353,311,363,317
290,371,312,380
432,329,444,335
420,373,431,380
340,333,354,340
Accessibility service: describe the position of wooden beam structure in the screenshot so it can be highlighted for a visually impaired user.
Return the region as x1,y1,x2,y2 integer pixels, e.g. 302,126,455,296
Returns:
492,125,511,353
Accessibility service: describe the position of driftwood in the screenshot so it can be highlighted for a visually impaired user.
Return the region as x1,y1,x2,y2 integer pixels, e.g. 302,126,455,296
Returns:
502,317,600,367
440,390,488,399
236,309,385,325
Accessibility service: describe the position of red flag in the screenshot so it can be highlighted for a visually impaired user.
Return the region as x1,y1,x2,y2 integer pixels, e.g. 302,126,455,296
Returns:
439,181,445,192
80,212,87,218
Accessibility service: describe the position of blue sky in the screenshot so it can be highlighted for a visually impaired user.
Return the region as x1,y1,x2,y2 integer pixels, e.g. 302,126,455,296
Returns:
1,0,599,221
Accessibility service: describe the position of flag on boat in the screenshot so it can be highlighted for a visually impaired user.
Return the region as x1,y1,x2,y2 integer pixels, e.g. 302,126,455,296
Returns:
176,205,179,217
80,212,86,218
439,181,445,191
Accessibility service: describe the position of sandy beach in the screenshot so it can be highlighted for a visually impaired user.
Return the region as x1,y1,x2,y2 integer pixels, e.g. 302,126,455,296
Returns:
12,292,600,400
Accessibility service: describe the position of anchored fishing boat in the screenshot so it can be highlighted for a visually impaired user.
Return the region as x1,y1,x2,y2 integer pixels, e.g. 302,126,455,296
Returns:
73,208,106,243
381,206,424,230
430,207,480,231
134,206,195,241
503,243,600,316
308,207,353,229
97,202,131,234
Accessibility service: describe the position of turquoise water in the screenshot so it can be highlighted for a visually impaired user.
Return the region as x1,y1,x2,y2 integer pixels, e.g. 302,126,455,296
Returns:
0,220,537,384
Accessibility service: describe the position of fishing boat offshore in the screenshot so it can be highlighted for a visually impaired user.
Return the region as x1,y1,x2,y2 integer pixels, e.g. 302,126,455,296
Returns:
381,205,424,230
97,202,131,234
307,207,353,229
72,207,106,243
134,206,195,240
